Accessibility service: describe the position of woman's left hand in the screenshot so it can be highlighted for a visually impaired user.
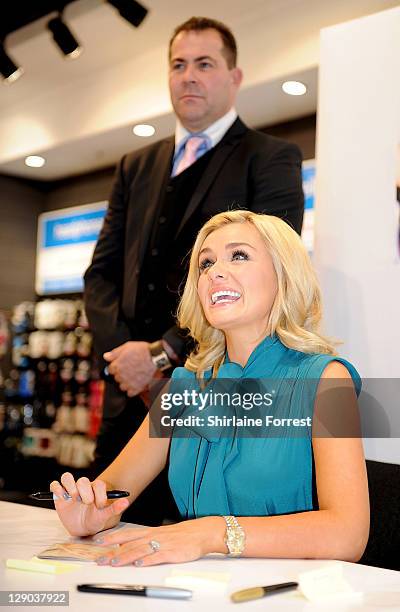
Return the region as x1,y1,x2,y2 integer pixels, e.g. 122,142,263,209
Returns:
93,516,226,567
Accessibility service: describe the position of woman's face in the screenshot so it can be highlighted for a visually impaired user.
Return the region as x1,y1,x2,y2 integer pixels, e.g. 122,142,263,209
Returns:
197,222,278,336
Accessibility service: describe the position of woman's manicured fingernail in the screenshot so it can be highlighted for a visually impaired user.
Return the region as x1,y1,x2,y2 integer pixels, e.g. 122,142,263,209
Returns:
110,557,119,565
96,557,108,564
135,559,143,567
94,537,104,544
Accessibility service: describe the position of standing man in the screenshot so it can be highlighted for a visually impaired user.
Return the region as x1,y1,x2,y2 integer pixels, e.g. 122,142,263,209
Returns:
84,17,304,525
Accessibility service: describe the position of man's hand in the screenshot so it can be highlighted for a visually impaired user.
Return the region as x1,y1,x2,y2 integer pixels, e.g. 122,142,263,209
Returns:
104,341,156,397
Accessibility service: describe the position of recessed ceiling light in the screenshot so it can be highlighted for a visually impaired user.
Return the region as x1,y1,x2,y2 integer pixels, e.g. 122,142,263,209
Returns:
133,124,155,137
282,81,307,96
25,155,46,168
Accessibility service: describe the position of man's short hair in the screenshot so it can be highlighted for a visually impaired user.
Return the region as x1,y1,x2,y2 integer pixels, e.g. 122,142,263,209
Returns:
169,16,237,69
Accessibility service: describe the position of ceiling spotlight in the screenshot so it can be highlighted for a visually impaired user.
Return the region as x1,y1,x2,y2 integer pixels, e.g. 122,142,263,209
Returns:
282,81,307,96
133,124,155,137
47,16,82,59
25,155,46,168
107,0,148,28
0,43,23,83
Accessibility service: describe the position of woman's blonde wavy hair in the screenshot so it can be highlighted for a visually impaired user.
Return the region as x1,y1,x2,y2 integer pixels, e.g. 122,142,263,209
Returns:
177,210,337,378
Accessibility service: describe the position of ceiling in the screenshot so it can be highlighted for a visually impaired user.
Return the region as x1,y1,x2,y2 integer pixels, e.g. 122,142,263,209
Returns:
0,1,78,38
0,0,398,181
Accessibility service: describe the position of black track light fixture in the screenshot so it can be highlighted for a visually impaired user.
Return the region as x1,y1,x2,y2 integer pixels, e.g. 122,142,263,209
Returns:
0,41,23,83
107,0,148,28
47,15,82,59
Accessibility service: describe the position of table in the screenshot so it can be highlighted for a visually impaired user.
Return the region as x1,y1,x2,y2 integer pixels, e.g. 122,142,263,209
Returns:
0,502,399,610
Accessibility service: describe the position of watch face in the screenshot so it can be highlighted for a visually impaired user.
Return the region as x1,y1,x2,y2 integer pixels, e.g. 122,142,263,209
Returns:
225,526,245,555
152,351,171,371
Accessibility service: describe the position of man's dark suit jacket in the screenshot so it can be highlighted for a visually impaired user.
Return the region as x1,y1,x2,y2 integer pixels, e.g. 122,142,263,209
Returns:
84,117,304,417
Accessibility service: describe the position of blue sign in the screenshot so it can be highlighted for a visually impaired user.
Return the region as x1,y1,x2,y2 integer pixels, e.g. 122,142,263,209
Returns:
36,202,108,295
302,163,316,211
41,208,107,248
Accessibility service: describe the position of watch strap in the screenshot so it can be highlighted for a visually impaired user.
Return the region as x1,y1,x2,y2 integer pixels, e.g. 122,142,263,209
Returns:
223,515,245,556
149,340,172,371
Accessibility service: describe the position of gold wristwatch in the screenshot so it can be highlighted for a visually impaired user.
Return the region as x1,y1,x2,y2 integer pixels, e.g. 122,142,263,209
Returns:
223,515,245,556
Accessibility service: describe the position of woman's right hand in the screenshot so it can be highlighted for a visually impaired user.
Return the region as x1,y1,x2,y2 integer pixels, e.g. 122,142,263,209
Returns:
50,472,130,537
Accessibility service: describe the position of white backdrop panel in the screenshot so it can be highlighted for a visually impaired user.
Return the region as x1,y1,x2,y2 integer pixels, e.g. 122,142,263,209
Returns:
314,7,400,462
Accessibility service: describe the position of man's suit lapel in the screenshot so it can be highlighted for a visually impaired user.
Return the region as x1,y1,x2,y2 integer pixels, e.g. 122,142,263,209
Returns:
175,118,248,237
138,137,174,263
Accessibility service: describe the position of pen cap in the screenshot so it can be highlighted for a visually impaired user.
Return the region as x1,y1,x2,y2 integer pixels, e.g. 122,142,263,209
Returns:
146,587,192,600
231,587,265,603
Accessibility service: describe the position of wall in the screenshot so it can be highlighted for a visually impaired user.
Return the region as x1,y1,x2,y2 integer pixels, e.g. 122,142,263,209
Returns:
262,115,316,161
314,7,400,463
0,175,44,310
44,167,115,212
0,168,116,311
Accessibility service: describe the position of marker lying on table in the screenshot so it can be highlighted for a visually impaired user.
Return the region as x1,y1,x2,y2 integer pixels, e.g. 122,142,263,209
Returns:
231,581,298,603
77,584,192,600
30,490,130,501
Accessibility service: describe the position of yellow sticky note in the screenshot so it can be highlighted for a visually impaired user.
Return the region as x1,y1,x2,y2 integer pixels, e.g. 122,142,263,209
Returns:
6,558,77,574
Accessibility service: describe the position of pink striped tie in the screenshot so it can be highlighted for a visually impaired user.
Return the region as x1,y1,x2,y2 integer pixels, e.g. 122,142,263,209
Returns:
174,136,206,176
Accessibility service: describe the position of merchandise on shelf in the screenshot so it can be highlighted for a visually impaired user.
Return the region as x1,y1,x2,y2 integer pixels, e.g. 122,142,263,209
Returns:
0,298,104,473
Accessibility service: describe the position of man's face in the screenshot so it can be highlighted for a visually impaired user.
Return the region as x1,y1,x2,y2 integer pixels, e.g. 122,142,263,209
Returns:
169,29,242,132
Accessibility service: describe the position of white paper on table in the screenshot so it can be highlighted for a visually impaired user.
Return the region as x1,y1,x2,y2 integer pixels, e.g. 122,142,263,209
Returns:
298,563,363,604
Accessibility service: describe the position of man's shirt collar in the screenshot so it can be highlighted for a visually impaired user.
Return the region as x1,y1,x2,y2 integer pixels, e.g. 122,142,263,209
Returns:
174,107,238,154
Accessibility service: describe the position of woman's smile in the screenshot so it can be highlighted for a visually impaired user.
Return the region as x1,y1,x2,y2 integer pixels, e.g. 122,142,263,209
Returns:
210,288,242,306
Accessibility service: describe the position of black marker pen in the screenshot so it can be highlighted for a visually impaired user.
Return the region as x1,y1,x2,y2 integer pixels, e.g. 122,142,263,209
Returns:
30,490,130,501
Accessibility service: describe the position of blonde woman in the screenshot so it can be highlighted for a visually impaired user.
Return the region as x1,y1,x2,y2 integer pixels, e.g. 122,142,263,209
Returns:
50,211,369,566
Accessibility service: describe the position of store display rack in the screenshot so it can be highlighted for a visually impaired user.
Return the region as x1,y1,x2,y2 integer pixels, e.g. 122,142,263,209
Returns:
0,298,103,496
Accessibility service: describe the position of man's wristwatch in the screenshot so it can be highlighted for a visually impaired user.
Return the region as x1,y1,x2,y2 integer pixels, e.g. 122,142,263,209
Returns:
149,340,172,371
223,515,246,556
